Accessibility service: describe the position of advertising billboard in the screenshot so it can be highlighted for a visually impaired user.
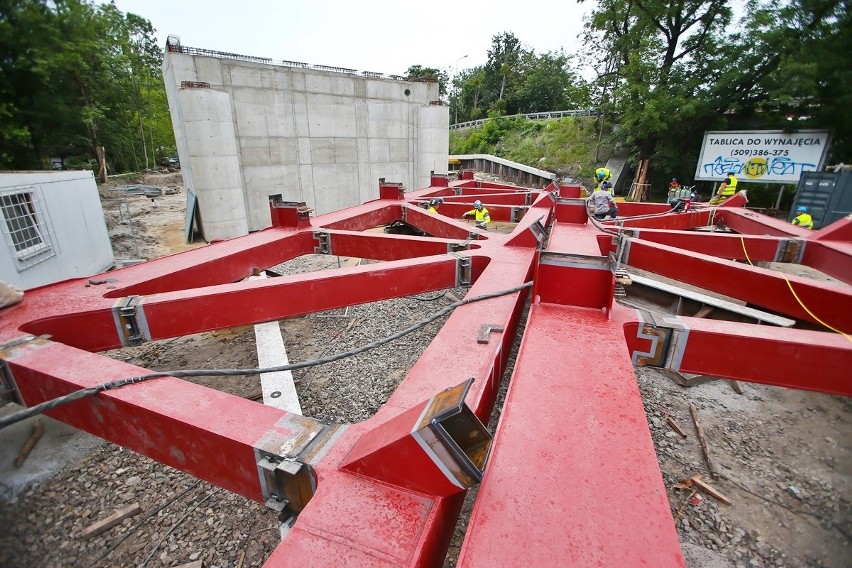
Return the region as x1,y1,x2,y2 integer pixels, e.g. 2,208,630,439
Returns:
694,130,831,184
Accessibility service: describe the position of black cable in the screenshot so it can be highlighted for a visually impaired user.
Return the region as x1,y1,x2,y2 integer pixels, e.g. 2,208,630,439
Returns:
410,291,451,302
0,282,532,430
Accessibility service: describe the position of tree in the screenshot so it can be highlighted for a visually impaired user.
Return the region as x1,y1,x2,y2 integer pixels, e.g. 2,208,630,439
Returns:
510,51,592,113
0,0,174,172
405,65,449,98
582,0,849,183
484,32,526,112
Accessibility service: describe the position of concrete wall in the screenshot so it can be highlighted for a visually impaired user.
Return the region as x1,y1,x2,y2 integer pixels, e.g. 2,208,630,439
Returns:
163,49,448,241
0,171,114,290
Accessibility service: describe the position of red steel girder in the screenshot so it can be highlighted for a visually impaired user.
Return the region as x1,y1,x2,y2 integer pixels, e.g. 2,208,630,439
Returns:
624,313,852,396
622,228,799,263
3,171,850,568
457,214,685,567
1,180,547,568
622,238,852,332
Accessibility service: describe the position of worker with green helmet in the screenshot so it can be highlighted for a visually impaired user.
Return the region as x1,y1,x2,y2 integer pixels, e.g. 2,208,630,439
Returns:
462,200,491,229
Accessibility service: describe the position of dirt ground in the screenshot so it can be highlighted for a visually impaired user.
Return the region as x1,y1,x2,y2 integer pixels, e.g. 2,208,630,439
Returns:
0,171,849,567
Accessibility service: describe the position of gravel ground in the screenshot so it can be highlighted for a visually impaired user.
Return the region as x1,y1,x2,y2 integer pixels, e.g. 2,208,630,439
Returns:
1,173,849,567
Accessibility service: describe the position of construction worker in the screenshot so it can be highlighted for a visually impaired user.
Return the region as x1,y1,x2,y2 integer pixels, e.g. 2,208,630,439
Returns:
594,167,612,191
669,178,680,191
791,206,814,229
427,197,443,213
709,172,738,204
587,182,618,220
462,199,491,229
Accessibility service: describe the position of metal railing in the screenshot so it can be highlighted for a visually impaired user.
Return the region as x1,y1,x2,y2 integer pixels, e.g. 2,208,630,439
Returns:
450,109,599,130
165,38,434,84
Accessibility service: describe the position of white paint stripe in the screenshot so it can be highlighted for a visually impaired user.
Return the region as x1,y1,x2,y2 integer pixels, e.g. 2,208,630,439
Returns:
250,274,302,415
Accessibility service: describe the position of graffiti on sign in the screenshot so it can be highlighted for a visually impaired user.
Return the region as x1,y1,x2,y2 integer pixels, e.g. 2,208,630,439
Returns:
694,130,830,184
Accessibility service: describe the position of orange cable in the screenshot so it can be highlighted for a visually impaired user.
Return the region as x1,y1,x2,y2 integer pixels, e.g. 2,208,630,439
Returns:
738,235,851,341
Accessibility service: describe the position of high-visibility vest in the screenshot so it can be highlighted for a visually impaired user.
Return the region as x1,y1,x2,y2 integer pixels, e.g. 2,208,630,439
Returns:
466,207,491,223
792,212,813,229
428,206,438,213
721,175,738,196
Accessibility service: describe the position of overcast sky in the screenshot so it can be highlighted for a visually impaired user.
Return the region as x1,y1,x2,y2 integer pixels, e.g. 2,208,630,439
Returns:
105,0,592,78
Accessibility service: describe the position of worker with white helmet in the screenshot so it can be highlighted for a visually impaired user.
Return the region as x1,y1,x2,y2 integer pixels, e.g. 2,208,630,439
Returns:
791,206,814,229
462,199,491,229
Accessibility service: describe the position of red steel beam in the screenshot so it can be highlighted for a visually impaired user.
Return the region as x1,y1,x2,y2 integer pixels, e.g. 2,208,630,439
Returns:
324,230,478,260
5,339,303,502
2,182,547,568
5,173,850,568
715,208,810,237
624,314,852,396
458,219,685,567
800,240,852,286
612,209,714,230
623,238,852,332
621,228,792,262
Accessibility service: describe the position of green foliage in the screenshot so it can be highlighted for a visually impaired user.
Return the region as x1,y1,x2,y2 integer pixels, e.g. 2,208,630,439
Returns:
0,0,174,172
581,0,852,189
450,116,602,180
450,32,592,124
405,65,449,98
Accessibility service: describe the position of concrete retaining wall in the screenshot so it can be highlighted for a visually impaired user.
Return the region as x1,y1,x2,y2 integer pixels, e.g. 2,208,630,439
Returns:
163,49,448,241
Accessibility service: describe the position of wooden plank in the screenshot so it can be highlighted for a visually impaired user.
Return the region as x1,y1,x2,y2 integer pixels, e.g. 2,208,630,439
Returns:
81,503,142,539
689,403,716,478
692,476,732,506
14,418,44,468
626,272,796,327
666,416,688,438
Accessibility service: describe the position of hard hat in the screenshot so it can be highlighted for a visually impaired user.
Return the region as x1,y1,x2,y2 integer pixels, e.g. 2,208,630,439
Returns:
474,200,482,209
602,181,611,189
796,205,808,213
597,171,605,180
672,177,678,181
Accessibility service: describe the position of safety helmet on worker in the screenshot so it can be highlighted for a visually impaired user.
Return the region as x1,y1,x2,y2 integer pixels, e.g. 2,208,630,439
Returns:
429,197,443,207
597,171,606,180
474,200,482,209
796,205,808,213
601,181,611,190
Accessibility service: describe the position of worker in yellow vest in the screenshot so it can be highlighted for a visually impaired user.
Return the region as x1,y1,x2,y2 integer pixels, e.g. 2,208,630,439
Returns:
791,206,814,229
462,200,491,229
709,172,738,204
427,197,443,213
594,167,612,191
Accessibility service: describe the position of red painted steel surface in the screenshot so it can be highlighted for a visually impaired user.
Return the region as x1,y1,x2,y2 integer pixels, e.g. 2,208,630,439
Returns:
623,239,852,332
2,174,851,568
459,303,686,568
458,206,687,566
624,316,852,396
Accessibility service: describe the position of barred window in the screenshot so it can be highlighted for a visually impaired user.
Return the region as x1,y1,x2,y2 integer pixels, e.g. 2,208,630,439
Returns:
1,186,56,269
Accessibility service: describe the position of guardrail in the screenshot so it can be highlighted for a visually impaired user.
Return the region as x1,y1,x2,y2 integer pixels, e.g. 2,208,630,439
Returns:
450,109,599,130
450,154,558,188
